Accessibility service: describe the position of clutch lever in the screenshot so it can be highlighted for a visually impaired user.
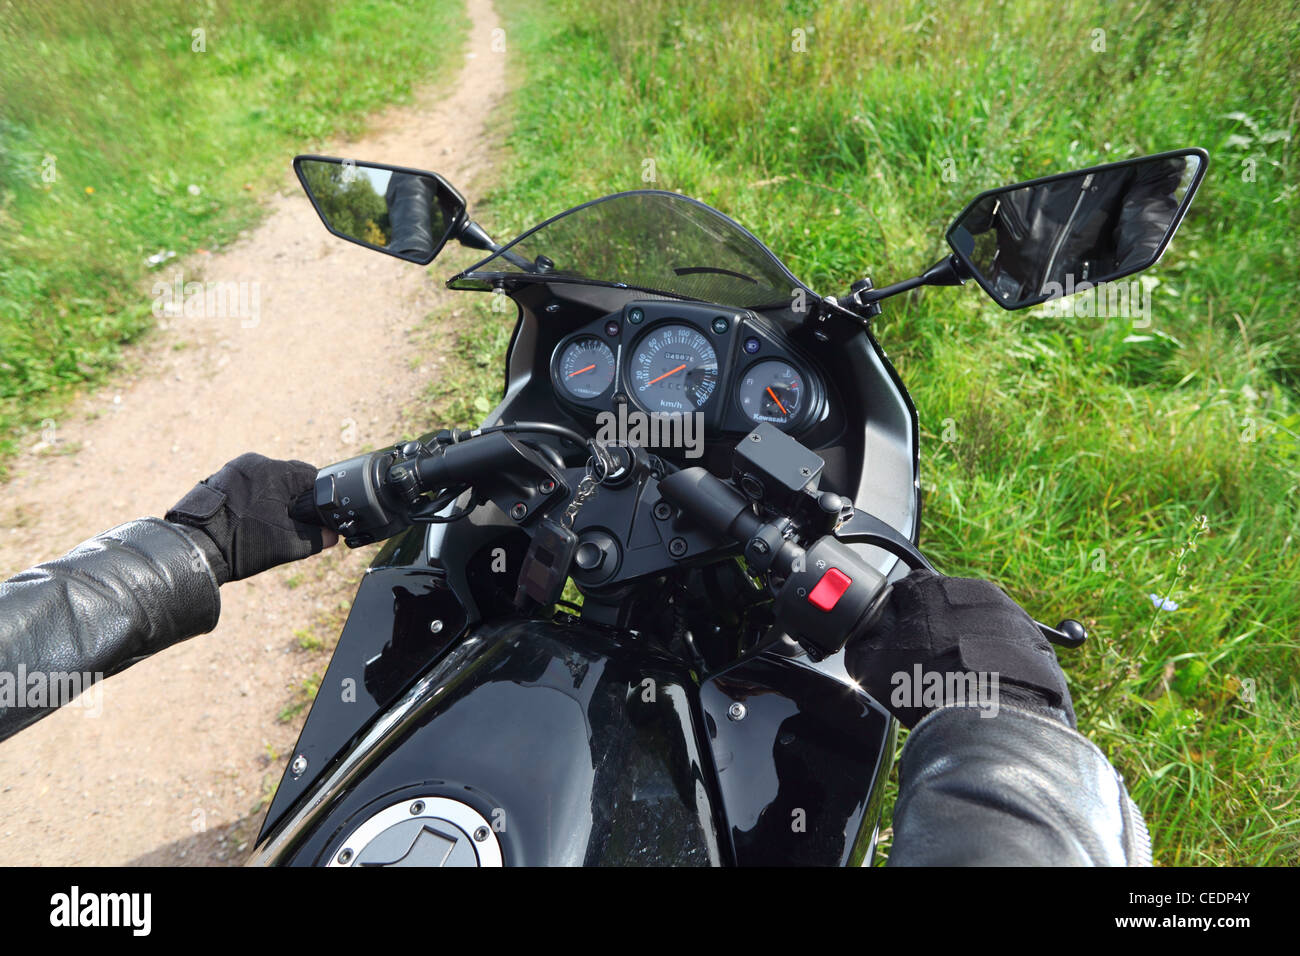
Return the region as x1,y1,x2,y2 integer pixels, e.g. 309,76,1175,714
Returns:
834,509,1087,649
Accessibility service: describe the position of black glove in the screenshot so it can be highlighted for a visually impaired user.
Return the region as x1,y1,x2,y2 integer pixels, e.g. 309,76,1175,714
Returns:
165,453,326,584
844,569,1075,729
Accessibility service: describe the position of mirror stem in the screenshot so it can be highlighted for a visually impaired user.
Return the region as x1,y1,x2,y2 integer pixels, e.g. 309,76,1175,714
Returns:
852,254,968,308
457,219,498,252
457,219,536,272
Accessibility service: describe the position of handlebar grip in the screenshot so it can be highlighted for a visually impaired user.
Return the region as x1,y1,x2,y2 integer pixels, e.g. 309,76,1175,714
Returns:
289,489,319,526
413,430,525,490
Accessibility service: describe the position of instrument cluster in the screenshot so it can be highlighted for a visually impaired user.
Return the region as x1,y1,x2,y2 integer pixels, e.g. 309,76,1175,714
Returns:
549,299,825,438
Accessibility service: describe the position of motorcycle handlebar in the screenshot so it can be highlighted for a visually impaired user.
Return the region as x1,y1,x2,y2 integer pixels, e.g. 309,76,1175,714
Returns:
291,425,577,546
659,465,1085,654
292,423,1086,651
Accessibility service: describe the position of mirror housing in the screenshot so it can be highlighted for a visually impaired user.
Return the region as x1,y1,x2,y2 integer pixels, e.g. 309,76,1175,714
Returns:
293,155,469,265
946,148,1208,310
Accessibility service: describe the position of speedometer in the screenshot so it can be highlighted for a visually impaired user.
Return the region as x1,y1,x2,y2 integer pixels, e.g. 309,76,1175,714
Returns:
629,324,719,413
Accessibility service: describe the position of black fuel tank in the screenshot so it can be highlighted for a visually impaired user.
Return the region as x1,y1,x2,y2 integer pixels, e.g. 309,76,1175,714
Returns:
264,616,726,866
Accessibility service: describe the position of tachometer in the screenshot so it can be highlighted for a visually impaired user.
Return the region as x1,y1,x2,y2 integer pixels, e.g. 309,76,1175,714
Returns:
630,324,719,413
736,359,804,428
556,336,616,399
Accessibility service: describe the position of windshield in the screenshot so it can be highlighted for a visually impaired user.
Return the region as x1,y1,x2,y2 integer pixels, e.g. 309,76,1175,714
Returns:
448,190,816,310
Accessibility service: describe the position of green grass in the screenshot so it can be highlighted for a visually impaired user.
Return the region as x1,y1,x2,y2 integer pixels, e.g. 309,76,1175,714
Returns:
479,0,1300,865
0,0,469,469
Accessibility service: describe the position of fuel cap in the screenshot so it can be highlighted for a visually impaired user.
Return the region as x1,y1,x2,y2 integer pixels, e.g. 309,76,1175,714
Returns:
327,796,503,867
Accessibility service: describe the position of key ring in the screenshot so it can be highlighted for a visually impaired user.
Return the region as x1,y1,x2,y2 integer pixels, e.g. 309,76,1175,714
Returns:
561,475,599,529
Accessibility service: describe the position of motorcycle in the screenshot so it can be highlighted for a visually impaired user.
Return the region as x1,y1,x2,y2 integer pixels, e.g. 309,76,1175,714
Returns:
251,148,1207,866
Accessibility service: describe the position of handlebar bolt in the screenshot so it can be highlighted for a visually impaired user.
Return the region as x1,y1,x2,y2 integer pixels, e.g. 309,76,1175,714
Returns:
668,537,688,557
510,502,528,520
540,479,557,494
653,501,673,521
727,702,747,722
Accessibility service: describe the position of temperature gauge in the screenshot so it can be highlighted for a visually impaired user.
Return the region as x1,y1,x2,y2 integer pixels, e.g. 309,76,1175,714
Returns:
737,359,805,428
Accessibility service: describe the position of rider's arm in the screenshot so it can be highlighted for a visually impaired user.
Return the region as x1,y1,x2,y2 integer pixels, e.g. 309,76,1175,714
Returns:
845,570,1152,866
886,703,1151,866
0,453,328,743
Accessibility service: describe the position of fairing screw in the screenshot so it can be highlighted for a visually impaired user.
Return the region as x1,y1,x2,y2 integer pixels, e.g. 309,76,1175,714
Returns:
430,619,444,634
410,801,426,815
337,848,353,864
728,702,747,721
510,502,527,520
540,479,557,494
653,501,673,520
668,537,688,557
473,827,490,842
290,754,307,777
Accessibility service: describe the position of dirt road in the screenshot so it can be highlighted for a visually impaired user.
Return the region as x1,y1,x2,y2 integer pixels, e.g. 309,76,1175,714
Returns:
0,0,506,865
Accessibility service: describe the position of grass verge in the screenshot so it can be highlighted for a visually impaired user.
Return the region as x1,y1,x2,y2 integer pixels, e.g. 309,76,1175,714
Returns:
0,0,469,471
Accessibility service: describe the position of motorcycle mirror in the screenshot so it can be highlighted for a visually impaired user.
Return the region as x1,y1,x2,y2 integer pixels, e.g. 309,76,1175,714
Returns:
293,155,469,265
945,148,1208,310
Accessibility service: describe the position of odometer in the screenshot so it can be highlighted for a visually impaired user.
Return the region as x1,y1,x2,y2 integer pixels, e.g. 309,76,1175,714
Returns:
556,336,616,399
630,324,719,413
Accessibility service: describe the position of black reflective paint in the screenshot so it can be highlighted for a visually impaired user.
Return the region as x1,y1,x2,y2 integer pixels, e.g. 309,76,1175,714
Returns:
273,617,725,866
257,529,468,842
261,609,893,864
701,655,894,866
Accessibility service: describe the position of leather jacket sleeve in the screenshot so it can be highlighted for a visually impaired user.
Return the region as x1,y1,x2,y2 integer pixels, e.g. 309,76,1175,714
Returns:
887,703,1152,865
1113,159,1183,273
384,172,438,260
0,518,222,743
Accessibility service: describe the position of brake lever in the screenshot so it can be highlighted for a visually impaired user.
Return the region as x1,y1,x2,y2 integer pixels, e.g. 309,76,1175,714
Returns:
833,509,1087,649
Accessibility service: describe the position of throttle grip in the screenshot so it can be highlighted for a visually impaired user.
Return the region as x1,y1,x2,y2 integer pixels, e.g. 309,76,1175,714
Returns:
289,489,319,526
